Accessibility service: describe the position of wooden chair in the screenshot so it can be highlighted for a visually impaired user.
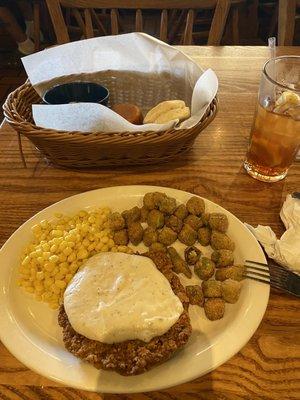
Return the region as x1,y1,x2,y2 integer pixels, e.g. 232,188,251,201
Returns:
45,0,233,45
278,0,300,45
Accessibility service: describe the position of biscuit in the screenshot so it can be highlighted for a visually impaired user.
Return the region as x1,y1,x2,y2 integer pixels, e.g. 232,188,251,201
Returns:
144,100,190,124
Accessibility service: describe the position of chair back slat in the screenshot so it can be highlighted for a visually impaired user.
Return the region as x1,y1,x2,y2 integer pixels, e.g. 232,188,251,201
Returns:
159,9,168,42
84,8,94,38
46,0,70,43
208,0,230,45
135,9,143,32
183,9,194,45
72,8,85,34
91,9,107,35
110,8,118,35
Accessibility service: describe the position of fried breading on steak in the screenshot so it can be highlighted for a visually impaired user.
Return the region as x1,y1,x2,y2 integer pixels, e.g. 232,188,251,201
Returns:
58,251,192,375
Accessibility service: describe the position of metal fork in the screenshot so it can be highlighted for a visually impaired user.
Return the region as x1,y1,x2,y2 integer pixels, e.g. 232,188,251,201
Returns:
244,259,300,297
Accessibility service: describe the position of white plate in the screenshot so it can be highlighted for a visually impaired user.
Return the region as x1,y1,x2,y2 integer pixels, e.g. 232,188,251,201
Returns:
0,185,269,393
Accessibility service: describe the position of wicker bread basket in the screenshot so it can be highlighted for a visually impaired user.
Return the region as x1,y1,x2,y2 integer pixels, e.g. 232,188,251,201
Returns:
3,70,218,168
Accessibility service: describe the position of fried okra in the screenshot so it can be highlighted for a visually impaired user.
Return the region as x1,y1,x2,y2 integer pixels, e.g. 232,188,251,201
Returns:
143,227,158,247
210,231,235,251
186,196,205,216
184,246,201,265
109,212,125,231
194,257,215,280
158,197,177,215
122,206,141,225
197,227,211,246
147,209,164,229
113,229,129,246
204,298,225,321
127,222,143,245
215,265,245,282
168,247,191,278
208,213,229,233
178,224,197,246
153,192,167,208
140,206,149,222
165,215,183,233
184,215,203,231
202,280,222,297
143,192,156,210
158,227,177,246
211,249,234,267
149,242,166,252
174,204,189,220
221,279,241,303
186,285,204,306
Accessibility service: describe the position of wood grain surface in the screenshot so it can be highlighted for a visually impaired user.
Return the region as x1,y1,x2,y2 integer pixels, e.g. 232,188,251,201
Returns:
0,46,300,400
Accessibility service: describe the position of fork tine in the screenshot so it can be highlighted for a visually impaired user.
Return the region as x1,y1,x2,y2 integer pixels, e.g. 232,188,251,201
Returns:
243,273,269,284
245,260,288,283
245,264,270,276
244,273,285,292
245,259,269,268
245,267,270,279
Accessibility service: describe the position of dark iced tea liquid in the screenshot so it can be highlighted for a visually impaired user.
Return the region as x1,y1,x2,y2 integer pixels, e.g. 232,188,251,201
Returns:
244,103,300,182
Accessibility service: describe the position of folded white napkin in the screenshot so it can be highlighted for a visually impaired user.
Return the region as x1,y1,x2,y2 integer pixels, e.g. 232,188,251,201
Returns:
245,194,300,272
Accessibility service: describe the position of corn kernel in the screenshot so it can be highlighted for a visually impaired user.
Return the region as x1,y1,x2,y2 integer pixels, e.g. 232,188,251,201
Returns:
59,241,67,251
62,247,72,256
31,224,41,234
82,238,90,247
108,239,115,248
87,243,95,252
42,243,50,252
26,286,34,293
95,242,103,252
37,256,44,265
36,271,44,280
44,278,54,286
43,252,51,260
77,248,88,260
56,272,65,280
58,253,67,262
67,253,76,262
66,273,73,282
51,267,59,276
35,249,43,257
51,229,62,238
82,224,90,233
101,237,109,244
21,256,30,266
50,244,58,253
35,285,44,293
51,285,61,294
40,220,48,229
55,280,66,289
49,255,59,264
101,245,109,252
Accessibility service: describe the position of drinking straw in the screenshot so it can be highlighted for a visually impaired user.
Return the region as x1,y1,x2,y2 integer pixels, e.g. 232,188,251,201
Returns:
268,37,277,101
268,37,276,60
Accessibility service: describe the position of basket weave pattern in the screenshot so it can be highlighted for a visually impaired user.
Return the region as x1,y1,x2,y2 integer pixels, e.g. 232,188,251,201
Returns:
3,71,218,168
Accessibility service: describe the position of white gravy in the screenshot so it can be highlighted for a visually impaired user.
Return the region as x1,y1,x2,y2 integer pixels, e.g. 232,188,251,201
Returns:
63,252,183,343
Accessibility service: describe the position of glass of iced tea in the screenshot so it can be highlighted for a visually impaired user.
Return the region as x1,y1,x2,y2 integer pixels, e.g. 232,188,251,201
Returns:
244,56,300,182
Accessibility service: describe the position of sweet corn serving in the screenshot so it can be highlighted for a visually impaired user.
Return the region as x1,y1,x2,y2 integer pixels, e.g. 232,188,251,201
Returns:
18,207,133,309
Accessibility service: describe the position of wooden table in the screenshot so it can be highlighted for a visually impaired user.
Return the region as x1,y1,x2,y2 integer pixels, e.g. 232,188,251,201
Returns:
0,46,299,400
